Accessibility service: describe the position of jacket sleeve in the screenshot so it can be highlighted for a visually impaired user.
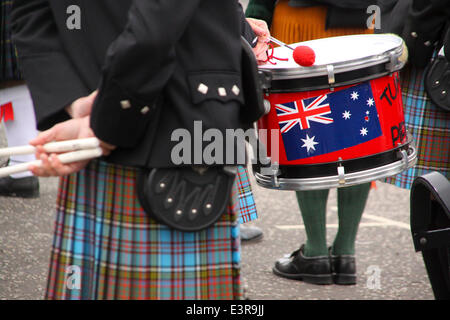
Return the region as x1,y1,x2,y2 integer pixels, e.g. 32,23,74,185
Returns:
90,0,202,148
238,3,257,46
245,0,276,28
11,0,90,130
402,0,450,68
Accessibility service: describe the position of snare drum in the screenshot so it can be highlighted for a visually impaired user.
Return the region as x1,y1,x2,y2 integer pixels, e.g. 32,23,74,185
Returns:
254,34,417,190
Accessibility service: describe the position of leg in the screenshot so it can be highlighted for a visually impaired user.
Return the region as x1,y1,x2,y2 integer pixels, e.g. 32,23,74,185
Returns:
330,182,371,285
333,183,371,255
296,189,329,257
272,189,333,285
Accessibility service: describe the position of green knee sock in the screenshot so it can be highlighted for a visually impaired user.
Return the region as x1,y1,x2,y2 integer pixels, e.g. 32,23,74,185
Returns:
295,189,329,257
332,183,371,256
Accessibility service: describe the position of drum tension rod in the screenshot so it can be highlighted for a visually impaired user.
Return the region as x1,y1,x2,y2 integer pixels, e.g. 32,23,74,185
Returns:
326,65,336,91
399,148,409,171
387,51,399,73
337,157,346,185
270,162,281,188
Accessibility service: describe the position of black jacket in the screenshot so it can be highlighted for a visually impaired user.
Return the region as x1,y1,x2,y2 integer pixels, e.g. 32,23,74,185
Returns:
380,0,450,68
12,0,256,168
403,0,450,67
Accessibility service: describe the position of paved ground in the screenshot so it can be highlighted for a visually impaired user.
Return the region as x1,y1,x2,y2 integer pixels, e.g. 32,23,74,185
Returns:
0,124,434,300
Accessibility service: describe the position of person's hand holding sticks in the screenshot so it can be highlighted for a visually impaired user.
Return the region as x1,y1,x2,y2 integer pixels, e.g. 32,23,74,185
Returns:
246,18,270,64
28,116,115,177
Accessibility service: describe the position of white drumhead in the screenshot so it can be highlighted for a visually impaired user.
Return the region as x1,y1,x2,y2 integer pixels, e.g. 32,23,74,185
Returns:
260,34,405,80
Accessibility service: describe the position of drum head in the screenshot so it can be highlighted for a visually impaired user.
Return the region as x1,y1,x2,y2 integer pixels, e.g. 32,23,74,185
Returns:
260,34,406,91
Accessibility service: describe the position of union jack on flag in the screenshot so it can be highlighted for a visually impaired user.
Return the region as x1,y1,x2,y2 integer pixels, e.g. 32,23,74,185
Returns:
275,95,333,133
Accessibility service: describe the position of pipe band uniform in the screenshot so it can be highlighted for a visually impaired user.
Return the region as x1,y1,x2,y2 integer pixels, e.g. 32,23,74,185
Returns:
11,0,263,300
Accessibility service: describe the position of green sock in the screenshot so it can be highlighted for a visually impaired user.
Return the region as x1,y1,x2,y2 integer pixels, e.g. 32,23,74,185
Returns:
295,189,329,257
332,183,371,256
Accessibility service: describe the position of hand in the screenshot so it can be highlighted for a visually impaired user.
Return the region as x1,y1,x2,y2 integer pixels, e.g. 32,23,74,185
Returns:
28,116,116,177
246,18,270,64
65,90,98,118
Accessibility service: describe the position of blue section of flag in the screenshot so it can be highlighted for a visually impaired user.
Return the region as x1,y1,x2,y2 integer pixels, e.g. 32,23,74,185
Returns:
276,82,382,161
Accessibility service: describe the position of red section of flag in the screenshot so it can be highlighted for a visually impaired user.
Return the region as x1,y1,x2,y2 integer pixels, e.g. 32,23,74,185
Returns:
0,102,14,123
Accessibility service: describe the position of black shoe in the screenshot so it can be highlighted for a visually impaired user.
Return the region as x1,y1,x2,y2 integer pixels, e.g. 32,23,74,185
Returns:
0,176,40,198
273,245,333,285
240,225,263,243
329,247,357,285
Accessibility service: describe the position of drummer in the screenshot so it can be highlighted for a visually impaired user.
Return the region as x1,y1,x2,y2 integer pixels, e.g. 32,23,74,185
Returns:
246,0,374,286
12,0,268,300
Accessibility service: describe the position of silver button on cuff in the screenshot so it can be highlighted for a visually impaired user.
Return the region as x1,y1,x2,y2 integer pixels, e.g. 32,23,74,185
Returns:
198,83,208,95
141,106,150,114
120,100,131,109
218,87,227,97
232,85,240,96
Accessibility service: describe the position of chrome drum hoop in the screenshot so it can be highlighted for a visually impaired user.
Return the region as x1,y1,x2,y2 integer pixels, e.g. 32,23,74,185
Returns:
254,141,417,191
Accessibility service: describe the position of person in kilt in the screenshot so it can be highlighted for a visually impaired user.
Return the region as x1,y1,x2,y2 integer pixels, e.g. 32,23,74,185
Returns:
11,0,268,300
382,0,450,189
246,0,374,286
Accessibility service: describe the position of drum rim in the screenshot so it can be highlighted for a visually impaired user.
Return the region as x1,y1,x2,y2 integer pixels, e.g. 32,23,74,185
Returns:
253,142,417,191
260,34,405,81
252,135,417,191
261,64,396,93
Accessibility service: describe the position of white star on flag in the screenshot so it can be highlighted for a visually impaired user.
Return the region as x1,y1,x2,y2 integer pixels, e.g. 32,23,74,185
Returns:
342,110,351,120
367,98,374,106
301,134,319,152
360,127,368,136
350,91,359,100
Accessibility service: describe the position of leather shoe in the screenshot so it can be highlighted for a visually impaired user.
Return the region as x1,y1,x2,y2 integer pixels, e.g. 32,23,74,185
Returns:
0,176,40,198
329,247,357,285
240,225,263,243
273,245,333,285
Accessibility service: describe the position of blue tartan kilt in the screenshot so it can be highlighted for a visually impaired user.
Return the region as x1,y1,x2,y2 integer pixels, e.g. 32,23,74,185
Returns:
384,65,450,189
45,161,257,300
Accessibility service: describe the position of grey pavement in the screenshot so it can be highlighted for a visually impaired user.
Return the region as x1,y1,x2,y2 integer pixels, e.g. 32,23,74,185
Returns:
0,125,434,300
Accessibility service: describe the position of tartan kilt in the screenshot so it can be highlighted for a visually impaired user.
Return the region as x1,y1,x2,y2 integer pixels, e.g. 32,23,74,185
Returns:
384,65,450,189
45,161,257,300
236,165,258,223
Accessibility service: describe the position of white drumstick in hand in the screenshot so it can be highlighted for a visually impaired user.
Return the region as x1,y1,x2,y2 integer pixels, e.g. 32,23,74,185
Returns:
0,137,100,157
0,147,103,178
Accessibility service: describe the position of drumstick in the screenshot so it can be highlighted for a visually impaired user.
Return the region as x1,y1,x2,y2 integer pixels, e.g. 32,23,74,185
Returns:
270,37,295,51
0,147,103,178
0,137,100,157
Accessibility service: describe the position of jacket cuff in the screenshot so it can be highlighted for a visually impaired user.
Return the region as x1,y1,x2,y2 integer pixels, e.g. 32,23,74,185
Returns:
19,53,89,130
90,78,155,148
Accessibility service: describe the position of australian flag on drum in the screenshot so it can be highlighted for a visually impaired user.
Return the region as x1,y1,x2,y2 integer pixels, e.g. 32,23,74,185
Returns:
275,82,382,161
